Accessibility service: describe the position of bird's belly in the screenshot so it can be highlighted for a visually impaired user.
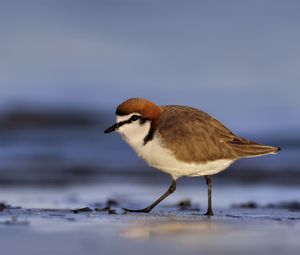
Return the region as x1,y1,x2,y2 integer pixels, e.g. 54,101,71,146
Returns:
133,137,234,179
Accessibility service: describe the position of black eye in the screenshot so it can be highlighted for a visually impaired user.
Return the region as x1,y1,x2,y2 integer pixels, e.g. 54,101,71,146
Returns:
131,115,139,121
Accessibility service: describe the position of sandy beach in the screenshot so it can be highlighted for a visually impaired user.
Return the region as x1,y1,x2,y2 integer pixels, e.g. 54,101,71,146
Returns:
0,182,299,255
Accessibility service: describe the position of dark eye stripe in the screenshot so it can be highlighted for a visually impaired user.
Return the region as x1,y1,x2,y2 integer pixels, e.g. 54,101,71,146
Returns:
116,115,144,128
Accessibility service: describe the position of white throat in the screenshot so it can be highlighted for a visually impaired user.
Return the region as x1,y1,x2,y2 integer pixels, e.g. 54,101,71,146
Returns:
116,113,151,149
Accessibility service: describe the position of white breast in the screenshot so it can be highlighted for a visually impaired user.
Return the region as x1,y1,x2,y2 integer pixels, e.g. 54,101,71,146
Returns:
116,115,234,179
136,134,234,179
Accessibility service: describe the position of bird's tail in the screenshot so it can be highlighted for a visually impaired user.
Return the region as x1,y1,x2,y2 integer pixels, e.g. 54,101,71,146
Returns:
229,137,280,158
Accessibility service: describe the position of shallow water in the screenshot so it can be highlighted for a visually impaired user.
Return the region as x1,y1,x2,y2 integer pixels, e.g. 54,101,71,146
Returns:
0,125,299,185
0,180,299,211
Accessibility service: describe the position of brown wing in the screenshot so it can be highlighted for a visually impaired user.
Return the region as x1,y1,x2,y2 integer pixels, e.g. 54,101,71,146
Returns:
157,105,279,163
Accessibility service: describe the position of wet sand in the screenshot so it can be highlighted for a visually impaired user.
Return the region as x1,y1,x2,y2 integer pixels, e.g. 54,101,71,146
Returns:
0,183,299,255
0,206,299,255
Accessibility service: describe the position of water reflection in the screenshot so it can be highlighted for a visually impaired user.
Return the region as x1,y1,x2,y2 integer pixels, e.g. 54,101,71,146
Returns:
122,219,222,240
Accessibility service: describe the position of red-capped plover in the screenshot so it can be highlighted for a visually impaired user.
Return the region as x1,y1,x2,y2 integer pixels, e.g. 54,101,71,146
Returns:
104,98,280,216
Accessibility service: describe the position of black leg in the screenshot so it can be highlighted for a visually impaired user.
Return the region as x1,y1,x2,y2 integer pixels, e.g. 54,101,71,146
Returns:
204,175,214,216
123,179,176,213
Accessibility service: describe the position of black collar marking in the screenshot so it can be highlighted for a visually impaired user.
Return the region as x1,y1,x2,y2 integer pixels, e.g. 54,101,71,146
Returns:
143,125,156,145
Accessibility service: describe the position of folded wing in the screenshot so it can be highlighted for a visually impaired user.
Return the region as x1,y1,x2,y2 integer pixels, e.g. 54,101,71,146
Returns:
158,105,279,163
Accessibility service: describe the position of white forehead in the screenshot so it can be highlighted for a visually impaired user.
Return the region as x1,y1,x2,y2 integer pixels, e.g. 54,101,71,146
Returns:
116,112,141,122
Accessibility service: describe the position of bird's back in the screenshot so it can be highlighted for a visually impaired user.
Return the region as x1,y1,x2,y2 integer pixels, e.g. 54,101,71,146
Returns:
157,105,279,163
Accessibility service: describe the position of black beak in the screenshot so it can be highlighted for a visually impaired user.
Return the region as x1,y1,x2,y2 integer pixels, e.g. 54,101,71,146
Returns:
104,123,119,134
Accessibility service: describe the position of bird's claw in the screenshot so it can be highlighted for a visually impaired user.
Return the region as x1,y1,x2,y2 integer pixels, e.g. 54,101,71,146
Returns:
204,210,214,216
122,207,151,213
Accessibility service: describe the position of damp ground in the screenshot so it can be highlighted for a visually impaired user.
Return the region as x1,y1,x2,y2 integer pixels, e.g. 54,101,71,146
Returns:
0,181,299,255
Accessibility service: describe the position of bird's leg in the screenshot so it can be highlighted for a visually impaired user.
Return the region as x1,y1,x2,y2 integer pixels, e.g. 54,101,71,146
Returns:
204,175,214,216
123,179,176,213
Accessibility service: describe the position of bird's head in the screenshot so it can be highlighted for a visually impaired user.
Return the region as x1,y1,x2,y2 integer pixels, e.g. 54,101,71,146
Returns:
104,98,160,144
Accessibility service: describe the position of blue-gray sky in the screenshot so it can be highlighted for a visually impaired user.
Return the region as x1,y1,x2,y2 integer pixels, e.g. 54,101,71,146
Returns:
0,0,299,131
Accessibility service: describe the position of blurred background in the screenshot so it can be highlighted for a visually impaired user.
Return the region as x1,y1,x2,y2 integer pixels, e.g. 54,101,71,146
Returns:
0,0,299,207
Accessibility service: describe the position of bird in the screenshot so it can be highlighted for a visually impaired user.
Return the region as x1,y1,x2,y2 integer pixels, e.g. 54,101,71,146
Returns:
104,98,280,216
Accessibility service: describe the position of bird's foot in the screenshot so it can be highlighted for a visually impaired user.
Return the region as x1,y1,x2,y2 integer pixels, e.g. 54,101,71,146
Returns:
204,210,214,216
123,207,151,213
